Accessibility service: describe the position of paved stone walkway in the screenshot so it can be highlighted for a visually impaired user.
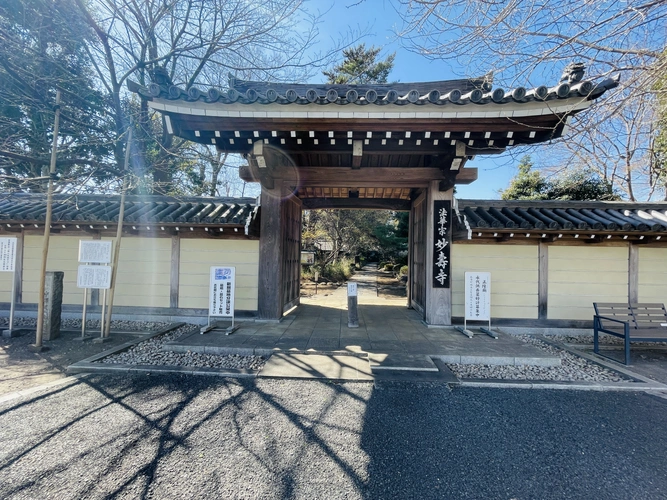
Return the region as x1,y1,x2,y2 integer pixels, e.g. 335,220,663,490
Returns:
166,266,558,367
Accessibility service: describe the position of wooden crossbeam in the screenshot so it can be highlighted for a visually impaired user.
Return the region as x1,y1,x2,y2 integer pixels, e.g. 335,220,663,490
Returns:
272,166,477,184
302,198,412,210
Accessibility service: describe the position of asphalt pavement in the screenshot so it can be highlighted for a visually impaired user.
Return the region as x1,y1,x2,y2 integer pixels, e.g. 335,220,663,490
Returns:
1,375,666,499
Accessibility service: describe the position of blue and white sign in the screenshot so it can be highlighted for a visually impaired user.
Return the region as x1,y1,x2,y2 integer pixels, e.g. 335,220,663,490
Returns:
209,266,235,317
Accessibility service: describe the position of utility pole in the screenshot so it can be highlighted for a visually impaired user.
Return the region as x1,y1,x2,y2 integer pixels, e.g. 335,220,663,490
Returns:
31,90,61,352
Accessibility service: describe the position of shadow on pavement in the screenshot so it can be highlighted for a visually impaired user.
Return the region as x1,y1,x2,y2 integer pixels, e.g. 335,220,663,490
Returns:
0,374,666,498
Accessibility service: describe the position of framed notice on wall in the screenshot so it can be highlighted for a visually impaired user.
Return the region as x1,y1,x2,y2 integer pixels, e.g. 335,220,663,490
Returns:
465,272,491,321
0,237,17,272
79,240,112,264
209,266,236,317
301,251,315,265
77,265,112,289
432,200,451,288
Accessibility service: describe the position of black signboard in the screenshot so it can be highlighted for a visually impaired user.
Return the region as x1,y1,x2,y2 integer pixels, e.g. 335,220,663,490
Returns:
432,200,451,288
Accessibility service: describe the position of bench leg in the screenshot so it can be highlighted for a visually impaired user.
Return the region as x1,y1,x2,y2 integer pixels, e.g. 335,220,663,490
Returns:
624,323,630,365
593,318,599,354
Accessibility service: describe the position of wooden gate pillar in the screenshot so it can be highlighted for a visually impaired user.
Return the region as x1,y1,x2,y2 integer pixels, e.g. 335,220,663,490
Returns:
425,181,453,326
258,185,301,320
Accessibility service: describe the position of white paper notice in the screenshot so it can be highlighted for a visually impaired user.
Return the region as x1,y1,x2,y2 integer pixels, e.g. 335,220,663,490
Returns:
77,265,112,289
464,272,491,321
209,266,235,317
78,240,112,264
347,282,358,297
0,237,17,272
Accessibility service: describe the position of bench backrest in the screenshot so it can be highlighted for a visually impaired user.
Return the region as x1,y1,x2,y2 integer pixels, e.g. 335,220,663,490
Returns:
629,303,667,328
594,302,667,330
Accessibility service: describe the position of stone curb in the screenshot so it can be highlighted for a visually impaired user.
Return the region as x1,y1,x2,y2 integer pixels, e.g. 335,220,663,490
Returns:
163,344,371,359
453,380,667,392
67,362,259,379
163,344,559,367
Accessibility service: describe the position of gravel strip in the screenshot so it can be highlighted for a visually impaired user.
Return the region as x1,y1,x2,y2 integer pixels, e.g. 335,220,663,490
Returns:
0,317,171,332
447,335,631,382
99,324,266,371
549,333,667,347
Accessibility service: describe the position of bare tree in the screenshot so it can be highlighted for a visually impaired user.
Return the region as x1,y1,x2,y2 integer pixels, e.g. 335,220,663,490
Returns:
74,0,342,194
549,92,661,201
398,0,666,85
172,144,259,198
397,0,667,199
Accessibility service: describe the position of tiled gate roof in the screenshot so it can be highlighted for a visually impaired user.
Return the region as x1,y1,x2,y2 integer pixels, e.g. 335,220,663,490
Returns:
0,193,258,232
456,200,667,237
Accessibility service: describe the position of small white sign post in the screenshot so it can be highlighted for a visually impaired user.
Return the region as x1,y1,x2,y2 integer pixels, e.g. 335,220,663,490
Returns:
347,282,359,328
457,272,497,339
77,240,112,341
0,237,18,336
202,266,237,335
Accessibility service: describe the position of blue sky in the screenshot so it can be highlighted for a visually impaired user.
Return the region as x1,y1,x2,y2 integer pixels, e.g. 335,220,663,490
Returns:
302,0,523,199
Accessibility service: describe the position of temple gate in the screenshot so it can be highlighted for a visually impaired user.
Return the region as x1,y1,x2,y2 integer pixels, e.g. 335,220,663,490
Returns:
132,65,617,323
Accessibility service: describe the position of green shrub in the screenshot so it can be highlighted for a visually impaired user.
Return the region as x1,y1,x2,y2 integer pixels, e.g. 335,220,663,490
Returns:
384,264,394,272
301,265,323,281
322,258,354,282
399,265,408,276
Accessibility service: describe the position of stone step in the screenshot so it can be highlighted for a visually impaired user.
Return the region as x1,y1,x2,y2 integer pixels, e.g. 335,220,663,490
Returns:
368,353,439,372
258,353,373,380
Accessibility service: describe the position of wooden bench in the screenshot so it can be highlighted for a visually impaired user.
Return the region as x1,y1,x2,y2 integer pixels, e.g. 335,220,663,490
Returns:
593,303,667,365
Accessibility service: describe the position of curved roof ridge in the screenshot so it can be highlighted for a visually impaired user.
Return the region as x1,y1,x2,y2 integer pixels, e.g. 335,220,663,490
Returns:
458,199,667,209
228,72,494,95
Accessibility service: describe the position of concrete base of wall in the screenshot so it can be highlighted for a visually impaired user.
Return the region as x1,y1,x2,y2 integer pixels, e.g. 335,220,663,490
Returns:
0,303,257,325
451,317,592,329
0,305,596,329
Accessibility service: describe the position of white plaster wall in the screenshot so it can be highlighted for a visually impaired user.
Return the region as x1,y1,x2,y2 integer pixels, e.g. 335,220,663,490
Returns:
452,244,539,319
638,247,667,304
179,239,259,311
548,245,628,320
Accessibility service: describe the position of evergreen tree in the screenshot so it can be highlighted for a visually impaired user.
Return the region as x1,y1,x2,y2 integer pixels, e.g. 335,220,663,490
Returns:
654,55,667,200
302,46,403,266
0,0,114,192
323,44,395,84
501,155,621,201
500,156,549,200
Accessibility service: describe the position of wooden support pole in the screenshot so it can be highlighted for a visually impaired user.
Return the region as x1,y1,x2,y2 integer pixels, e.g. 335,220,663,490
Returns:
538,241,548,320
257,186,284,320
424,181,452,326
104,130,132,337
33,90,61,350
628,243,639,304
170,234,180,308
14,231,23,305
407,202,414,309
